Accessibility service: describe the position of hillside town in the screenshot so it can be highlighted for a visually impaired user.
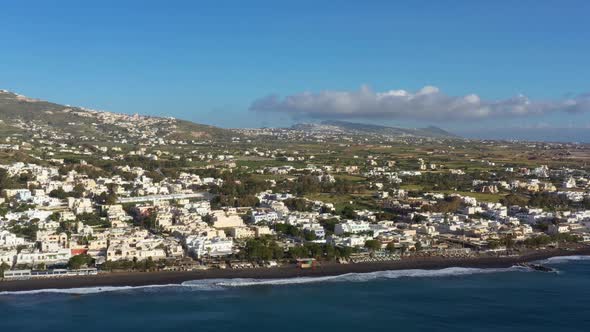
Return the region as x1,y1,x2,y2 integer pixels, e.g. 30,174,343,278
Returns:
1,129,589,279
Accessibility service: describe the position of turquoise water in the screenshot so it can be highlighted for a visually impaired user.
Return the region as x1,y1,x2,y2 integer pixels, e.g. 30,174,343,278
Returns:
1,256,589,331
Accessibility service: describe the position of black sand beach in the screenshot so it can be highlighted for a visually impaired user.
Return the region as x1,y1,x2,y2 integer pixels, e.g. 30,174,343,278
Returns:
2,247,589,292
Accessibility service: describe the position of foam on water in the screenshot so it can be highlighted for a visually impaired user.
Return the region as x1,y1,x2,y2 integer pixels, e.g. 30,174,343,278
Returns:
199,266,524,288
537,255,590,264
0,283,181,296
0,266,527,296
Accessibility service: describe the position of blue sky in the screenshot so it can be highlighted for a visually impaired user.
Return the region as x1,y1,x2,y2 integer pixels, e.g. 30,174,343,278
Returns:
1,0,589,140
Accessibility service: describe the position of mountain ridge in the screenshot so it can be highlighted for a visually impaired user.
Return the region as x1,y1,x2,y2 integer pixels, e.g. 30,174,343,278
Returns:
291,120,458,138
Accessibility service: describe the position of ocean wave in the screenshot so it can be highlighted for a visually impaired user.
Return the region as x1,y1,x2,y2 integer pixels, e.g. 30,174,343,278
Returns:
204,266,525,288
0,283,182,296
536,255,590,264
0,266,527,296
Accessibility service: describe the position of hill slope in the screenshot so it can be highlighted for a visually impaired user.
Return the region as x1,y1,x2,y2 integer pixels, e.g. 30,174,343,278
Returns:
0,89,234,142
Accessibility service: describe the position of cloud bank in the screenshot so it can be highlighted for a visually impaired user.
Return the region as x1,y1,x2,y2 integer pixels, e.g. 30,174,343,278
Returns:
249,85,590,121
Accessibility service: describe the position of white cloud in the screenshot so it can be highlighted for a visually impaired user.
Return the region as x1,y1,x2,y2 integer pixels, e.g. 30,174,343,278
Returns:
249,85,590,121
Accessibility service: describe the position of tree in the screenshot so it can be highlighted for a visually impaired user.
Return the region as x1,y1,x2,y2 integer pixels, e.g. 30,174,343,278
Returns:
524,234,552,247
0,169,19,191
49,188,68,199
528,193,569,211
202,214,214,226
303,229,317,241
72,184,86,198
0,206,8,217
105,192,118,205
77,213,109,227
0,262,10,277
144,257,156,271
143,212,158,229
386,242,397,253
319,218,338,234
274,223,301,237
414,241,423,251
337,246,353,258
400,244,409,256
288,245,308,259
375,212,396,221
487,239,501,249
422,196,462,213
102,259,134,271
67,254,95,269
146,170,165,183
412,214,427,223
500,194,529,207
243,237,283,261
324,245,338,260
95,191,118,205
284,198,312,212
340,206,356,219
10,222,39,240
364,240,381,252
501,235,515,249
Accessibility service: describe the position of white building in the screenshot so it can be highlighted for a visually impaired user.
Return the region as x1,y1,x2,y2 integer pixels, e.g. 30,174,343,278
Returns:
0,231,26,248
67,197,94,215
563,177,577,189
251,211,279,224
15,248,71,266
0,249,17,266
211,210,244,228
185,236,233,258
302,223,326,238
334,220,371,235
548,224,570,235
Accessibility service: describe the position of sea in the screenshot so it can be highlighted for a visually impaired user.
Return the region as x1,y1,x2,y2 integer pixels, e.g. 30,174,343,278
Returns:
1,256,589,332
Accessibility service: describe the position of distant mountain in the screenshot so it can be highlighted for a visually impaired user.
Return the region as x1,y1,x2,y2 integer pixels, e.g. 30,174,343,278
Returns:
0,89,234,142
418,125,459,138
293,120,458,138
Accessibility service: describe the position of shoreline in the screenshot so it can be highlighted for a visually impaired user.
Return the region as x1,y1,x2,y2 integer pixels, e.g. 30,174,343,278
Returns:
2,247,590,292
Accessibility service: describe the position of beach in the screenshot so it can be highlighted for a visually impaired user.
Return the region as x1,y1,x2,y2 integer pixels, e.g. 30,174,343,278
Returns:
2,246,589,292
